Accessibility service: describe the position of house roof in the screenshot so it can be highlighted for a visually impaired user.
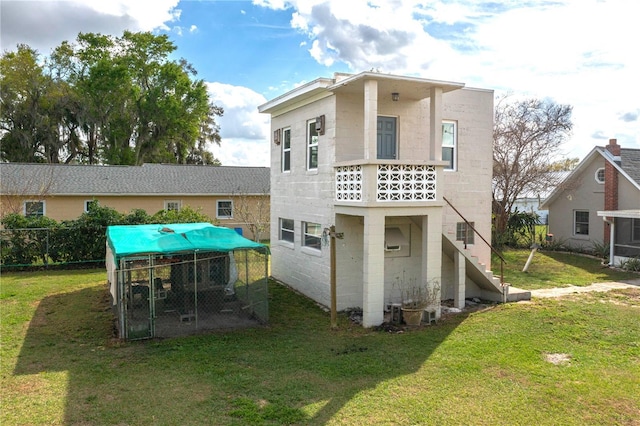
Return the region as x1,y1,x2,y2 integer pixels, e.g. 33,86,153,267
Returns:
258,71,467,115
540,146,640,209
0,163,271,196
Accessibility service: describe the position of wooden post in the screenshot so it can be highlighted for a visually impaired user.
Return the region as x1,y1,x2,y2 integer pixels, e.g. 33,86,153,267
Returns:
329,226,344,329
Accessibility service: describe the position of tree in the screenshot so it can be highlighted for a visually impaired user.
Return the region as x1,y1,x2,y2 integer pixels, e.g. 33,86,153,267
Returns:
0,45,55,162
1,32,223,165
232,182,270,242
492,95,573,243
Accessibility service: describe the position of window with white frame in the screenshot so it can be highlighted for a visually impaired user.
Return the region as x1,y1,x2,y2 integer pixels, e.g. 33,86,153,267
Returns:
164,200,181,211
84,199,98,213
307,119,318,170
456,221,475,245
442,120,457,171
24,200,45,217
595,167,605,184
574,210,589,235
279,218,294,243
217,200,233,219
282,127,291,172
302,221,322,250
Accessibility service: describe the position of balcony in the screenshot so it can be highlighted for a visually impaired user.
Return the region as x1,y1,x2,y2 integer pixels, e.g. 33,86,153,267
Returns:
335,161,444,207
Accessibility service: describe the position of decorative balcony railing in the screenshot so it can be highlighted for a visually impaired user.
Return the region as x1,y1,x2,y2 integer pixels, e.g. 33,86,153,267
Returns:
335,163,438,203
336,165,363,201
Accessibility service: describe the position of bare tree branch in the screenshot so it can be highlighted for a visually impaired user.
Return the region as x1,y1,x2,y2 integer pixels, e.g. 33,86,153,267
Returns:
492,95,573,237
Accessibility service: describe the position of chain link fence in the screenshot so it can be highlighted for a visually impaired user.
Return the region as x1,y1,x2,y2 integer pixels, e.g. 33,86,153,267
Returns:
114,249,269,340
0,226,107,269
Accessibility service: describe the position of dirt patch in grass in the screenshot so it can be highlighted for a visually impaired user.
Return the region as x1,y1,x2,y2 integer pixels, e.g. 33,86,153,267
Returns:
543,352,572,366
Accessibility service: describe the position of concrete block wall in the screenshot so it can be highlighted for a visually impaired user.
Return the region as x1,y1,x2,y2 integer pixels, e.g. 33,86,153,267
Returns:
440,87,494,268
270,96,336,306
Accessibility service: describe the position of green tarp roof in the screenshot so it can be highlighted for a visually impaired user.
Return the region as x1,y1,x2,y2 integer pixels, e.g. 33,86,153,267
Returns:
106,223,268,259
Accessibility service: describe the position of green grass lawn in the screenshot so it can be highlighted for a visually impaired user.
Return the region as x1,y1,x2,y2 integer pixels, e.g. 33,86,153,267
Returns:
494,249,639,290
2,267,639,425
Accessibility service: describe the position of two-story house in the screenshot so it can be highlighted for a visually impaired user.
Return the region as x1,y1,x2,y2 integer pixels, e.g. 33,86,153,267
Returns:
260,72,519,327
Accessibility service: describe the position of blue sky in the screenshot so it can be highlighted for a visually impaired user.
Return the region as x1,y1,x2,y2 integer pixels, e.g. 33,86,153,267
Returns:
2,0,638,167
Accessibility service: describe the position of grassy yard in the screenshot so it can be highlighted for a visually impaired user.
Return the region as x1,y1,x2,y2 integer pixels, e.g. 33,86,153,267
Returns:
1,267,640,425
494,249,639,290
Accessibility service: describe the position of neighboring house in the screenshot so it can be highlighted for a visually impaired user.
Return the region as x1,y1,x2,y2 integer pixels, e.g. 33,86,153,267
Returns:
0,163,270,238
510,172,569,225
540,139,640,264
259,71,522,328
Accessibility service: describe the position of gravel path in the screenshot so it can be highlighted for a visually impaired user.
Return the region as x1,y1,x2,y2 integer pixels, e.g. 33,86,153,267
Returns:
529,278,640,298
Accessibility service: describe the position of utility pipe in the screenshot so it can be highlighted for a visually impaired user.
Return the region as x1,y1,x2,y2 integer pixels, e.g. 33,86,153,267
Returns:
522,243,541,273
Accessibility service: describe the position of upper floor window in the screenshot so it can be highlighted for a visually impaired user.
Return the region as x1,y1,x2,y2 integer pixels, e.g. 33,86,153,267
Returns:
307,119,318,170
282,127,291,172
456,221,474,245
279,218,294,243
574,210,589,236
442,120,457,171
595,167,605,184
164,200,181,211
24,200,45,217
217,200,233,219
302,221,322,250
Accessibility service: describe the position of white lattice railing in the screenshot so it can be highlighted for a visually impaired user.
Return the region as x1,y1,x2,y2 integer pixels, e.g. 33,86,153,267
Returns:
335,165,363,201
335,163,437,202
377,164,436,201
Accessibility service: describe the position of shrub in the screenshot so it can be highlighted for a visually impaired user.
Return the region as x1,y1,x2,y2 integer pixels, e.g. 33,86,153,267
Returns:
1,213,61,265
150,205,213,224
618,257,640,272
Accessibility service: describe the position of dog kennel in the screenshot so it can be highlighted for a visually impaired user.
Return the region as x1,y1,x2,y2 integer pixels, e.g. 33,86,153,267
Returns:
106,223,269,340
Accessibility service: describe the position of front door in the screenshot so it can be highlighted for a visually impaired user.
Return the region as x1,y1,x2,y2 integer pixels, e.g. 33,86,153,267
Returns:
377,116,397,160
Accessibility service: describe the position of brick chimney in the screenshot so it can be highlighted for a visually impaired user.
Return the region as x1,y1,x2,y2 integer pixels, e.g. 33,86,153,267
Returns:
603,138,620,243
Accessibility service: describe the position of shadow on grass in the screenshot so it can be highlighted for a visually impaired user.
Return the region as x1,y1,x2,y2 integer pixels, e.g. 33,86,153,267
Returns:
13,281,475,425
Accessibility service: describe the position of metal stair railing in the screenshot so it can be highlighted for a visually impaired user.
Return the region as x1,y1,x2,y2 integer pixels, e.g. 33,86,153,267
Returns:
443,196,507,285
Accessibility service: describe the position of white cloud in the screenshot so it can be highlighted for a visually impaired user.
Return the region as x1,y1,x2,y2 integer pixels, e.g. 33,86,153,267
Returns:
257,0,640,157
0,0,180,53
206,82,271,167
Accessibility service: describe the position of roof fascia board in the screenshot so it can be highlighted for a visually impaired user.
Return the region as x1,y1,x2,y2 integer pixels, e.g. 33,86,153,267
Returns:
42,193,264,197
258,78,334,115
326,71,465,92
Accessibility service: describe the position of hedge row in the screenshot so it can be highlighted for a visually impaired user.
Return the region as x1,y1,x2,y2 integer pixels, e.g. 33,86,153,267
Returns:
0,204,213,266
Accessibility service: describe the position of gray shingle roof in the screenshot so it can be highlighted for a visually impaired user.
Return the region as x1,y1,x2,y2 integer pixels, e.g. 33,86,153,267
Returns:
0,163,270,196
621,148,640,185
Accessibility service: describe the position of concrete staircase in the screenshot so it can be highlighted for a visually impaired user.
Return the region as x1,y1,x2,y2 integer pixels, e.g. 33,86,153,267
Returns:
442,233,531,303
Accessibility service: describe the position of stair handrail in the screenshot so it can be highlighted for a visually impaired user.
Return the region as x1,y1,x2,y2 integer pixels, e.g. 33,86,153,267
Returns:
443,196,507,285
